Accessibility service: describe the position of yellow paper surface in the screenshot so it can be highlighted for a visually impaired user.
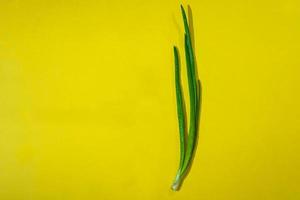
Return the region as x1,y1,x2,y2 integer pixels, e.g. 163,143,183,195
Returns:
1,0,300,199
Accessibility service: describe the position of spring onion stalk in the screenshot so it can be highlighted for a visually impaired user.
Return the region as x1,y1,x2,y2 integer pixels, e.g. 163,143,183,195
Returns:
171,5,201,191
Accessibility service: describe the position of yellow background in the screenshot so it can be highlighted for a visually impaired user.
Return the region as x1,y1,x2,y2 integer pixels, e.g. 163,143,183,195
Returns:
1,0,300,199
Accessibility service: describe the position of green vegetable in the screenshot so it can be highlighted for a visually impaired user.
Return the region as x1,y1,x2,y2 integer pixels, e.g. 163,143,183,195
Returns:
171,5,201,191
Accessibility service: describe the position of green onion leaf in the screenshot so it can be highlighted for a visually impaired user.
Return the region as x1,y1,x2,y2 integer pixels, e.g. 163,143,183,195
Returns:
171,5,201,191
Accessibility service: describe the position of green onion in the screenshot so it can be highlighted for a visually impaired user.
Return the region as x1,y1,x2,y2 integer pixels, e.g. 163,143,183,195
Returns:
171,5,201,191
